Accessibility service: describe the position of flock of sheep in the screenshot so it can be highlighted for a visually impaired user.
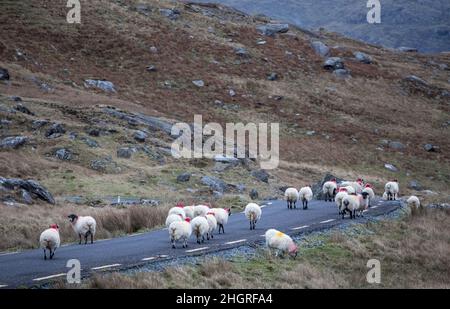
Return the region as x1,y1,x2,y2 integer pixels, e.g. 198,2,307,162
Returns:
38,178,421,261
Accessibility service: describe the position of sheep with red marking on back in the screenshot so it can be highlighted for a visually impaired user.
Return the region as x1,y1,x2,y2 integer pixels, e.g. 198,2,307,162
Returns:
169,218,192,249
39,224,60,260
193,204,210,217
190,216,209,244
335,187,349,215
205,212,217,240
168,204,186,219
210,207,231,234
362,183,375,207
322,179,337,202
165,213,183,227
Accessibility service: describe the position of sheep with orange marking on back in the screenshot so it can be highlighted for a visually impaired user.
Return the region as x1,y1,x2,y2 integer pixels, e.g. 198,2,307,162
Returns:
265,229,298,258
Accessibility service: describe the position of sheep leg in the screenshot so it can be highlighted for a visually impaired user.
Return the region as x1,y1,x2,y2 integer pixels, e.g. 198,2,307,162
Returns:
293,201,296,209
202,235,205,243
90,233,94,244
84,233,88,245
43,249,47,260
50,249,54,259
172,239,176,249
78,234,82,245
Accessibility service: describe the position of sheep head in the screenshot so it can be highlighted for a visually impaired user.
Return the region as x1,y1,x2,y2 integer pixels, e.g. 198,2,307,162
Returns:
67,214,78,223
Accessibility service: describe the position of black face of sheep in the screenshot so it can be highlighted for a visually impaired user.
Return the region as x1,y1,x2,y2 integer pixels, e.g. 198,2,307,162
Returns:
68,214,78,223
362,192,369,199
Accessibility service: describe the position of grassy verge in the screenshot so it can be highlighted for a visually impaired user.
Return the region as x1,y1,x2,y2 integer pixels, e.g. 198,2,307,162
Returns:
59,208,450,288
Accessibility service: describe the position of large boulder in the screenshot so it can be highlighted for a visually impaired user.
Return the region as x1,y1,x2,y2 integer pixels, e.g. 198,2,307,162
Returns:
0,177,55,204
201,176,229,193
257,23,289,36
311,173,345,200
251,169,270,183
84,79,116,93
0,136,28,149
311,41,330,57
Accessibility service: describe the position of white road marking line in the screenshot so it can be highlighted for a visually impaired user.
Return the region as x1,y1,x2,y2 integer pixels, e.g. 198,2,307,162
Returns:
0,285,8,288
158,254,169,258
224,239,246,245
33,273,66,281
186,247,209,253
129,233,144,237
260,205,267,208
363,209,369,213
142,257,156,261
91,263,121,270
260,234,265,237
267,202,272,205
319,219,335,224
292,225,309,230
371,206,378,209
95,238,112,242
0,251,19,256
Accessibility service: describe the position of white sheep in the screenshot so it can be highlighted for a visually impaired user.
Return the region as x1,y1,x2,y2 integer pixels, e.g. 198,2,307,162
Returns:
362,184,375,207
298,186,313,209
382,192,388,200
193,204,210,217
210,207,231,234
384,180,399,200
341,194,360,219
341,185,356,194
244,203,262,230
340,180,363,194
39,224,60,260
190,216,209,244
284,187,299,209
265,229,298,258
165,213,183,227
169,218,192,249
335,188,349,215
322,179,337,202
407,195,421,209
168,206,186,219
68,214,97,244
183,205,195,219
356,192,370,217
205,212,217,240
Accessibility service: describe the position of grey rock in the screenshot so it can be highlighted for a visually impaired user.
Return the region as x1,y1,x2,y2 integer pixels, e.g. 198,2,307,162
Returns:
134,4,153,16
117,147,136,159
423,144,439,152
256,23,289,36
213,191,223,199
312,173,345,200
251,169,270,183
229,89,236,97
0,68,10,80
133,130,148,142
384,163,398,172
192,80,205,87
353,51,372,64
267,72,278,81
236,184,246,193
0,177,55,204
311,41,330,57
213,155,239,164
21,189,33,204
55,148,72,161
213,162,233,172
159,8,180,20
14,104,34,115
46,123,66,137
333,69,350,78
150,46,158,53
177,172,191,182
234,47,249,57
82,137,99,148
398,47,418,52
201,176,229,193
84,79,116,93
249,189,259,200
388,141,406,150
0,119,12,129
32,120,48,130
408,180,423,191
90,157,120,173
0,136,28,149
146,65,157,72
10,96,22,102
306,130,316,136
86,128,100,136
324,57,344,70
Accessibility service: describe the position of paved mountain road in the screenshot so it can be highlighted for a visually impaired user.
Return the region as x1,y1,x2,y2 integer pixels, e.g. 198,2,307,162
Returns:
0,198,401,288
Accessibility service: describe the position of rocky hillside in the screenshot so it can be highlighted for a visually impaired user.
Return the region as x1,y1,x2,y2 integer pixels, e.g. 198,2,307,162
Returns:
0,0,449,250
197,0,450,53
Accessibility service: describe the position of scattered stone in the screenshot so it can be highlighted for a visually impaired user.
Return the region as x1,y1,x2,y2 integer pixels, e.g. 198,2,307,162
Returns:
90,157,120,173
256,23,289,36
324,57,344,70
423,144,439,152
213,155,239,164
177,172,191,182
55,148,72,161
333,69,350,78
21,189,33,204
84,79,116,93
408,180,423,191
249,189,259,200
229,89,236,97
388,141,406,150
398,47,418,52
32,120,48,130
0,68,10,80
68,132,78,140
86,128,100,137
353,51,372,64
150,46,158,53
134,3,153,16
267,72,278,81
192,80,205,87
133,130,148,142
201,176,229,193
146,65,157,72
311,41,330,57
45,123,66,138
234,47,249,57
82,137,99,148
213,162,233,172
10,96,22,102
0,136,28,149
306,130,316,136
256,39,267,45
159,8,180,20
117,147,136,159
384,163,398,172
251,169,270,183
14,104,34,115
0,119,12,129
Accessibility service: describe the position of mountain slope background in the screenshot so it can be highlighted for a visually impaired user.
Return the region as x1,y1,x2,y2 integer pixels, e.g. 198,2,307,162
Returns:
0,0,449,253
196,0,450,53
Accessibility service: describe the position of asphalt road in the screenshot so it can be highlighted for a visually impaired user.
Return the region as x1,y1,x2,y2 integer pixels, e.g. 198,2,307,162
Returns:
0,198,401,288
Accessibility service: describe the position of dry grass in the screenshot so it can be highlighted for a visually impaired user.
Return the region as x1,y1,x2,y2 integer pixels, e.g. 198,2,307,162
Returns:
63,208,450,289
0,203,169,251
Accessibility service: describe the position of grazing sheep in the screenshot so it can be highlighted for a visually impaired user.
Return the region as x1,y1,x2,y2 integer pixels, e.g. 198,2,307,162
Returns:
169,218,192,249
407,195,421,209
210,207,231,234
265,229,298,258
244,203,262,230
183,205,195,219
193,204,210,217
298,186,313,209
168,206,186,219
341,194,360,219
68,214,96,244
205,212,217,240
362,184,375,207
190,216,209,244
335,188,348,215
39,224,60,260
284,187,299,209
322,179,337,202
165,213,183,227
384,180,399,200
